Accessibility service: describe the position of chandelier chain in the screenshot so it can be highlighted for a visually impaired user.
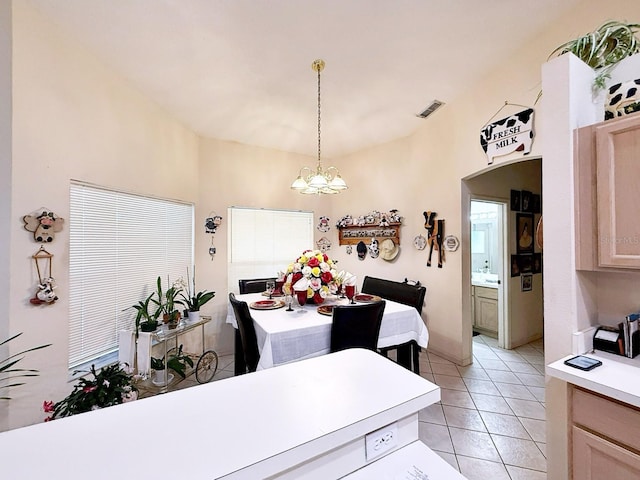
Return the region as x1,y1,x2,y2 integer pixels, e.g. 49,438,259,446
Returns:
317,64,321,168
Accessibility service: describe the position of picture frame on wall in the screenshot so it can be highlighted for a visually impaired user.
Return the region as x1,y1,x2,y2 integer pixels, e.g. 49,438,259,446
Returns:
520,254,533,273
521,273,533,292
533,252,542,274
510,190,521,211
510,254,521,277
532,194,541,214
521,190,533,212
516,213,534,254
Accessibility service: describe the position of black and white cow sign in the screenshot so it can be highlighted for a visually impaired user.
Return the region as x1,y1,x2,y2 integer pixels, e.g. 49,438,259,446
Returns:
480,108,534,164
604,79,640,120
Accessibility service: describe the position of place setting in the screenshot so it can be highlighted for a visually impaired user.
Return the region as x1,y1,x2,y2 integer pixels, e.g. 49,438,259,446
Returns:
249,299,286,310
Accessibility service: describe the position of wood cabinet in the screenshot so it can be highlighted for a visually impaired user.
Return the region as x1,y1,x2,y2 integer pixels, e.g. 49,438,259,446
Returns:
575,112,640,270
571,386,640,480
472,286,498,337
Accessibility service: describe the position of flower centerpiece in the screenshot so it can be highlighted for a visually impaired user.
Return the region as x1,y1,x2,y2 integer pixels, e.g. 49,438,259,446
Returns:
284,249,339,304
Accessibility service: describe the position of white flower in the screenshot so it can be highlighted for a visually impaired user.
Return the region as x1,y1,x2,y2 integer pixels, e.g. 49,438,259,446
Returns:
302,265,312,277
319,262,330,272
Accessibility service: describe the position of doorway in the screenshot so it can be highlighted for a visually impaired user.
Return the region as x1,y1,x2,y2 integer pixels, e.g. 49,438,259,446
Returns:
470,199,508,348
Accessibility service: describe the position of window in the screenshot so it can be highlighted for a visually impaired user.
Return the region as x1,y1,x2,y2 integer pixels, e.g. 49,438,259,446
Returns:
69,182,193,369
227,207,314,293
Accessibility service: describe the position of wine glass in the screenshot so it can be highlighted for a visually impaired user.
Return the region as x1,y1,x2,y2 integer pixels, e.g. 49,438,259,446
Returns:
295,289,308,312
266,280,275,299
284,292,294,311
345,285,356,304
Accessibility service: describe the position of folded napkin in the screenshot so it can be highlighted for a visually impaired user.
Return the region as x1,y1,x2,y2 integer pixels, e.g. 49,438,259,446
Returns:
293,277,310,291
344,274,357,286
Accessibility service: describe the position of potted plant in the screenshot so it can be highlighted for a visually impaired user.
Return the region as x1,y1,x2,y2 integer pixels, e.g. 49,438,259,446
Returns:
43,363,138,420
549,20,640,92
153,276,182,329
151,344,193,383
1,333,50,400
130,292,161,336
178,267,215,323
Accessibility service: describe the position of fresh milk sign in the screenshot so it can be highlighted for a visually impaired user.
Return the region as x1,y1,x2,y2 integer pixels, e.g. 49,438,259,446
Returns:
480,108,534,164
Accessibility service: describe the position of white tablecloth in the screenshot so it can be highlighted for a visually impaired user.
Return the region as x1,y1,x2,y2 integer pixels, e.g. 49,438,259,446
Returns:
226,293,429,370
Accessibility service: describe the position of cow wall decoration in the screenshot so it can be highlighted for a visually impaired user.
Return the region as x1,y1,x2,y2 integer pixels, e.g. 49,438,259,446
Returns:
23,209,65,243
30,246,59,305
480,108,535,164
30,277,59,305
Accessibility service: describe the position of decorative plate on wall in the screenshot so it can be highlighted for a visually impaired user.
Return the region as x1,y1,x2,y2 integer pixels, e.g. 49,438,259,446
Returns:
413,235,427,250
443,235,460,252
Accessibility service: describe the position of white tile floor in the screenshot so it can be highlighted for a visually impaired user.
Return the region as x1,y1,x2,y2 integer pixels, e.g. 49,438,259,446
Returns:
418,334,546,480
176,334,546,480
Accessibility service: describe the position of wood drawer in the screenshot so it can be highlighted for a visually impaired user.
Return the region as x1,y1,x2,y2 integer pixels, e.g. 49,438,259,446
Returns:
572,426,640,480
572,387,640,451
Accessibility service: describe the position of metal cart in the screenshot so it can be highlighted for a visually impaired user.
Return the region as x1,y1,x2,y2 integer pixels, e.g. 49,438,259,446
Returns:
137,315,218,394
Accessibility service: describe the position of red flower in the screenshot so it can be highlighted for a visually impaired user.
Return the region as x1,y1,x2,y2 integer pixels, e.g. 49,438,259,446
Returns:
83,385,97,393
307,257,320,268
313,291,324,304
323,253,328,262
44,416,52,422
321,271,333,284
42,400,54,413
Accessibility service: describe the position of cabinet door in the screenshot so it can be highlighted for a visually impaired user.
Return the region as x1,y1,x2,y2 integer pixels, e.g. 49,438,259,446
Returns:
474,288,498,334
596,115,640,268
572,427,640,480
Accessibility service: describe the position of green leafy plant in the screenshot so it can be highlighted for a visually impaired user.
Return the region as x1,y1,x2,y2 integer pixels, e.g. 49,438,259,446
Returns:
178,267,215,312
153,276,182,323
129,292,162,336
43,363,137,420
179,290,215,312
151,345,193,379
549,20,640,91
0,333,51,400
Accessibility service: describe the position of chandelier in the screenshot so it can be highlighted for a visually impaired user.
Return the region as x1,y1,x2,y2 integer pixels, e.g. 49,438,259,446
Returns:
291,59,348,195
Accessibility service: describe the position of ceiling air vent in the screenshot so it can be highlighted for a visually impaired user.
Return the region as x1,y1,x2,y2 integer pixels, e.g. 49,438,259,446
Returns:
416,100,444,118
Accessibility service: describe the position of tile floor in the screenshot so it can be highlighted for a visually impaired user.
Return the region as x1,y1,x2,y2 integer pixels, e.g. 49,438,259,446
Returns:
418,334,546,480
175,334,546,480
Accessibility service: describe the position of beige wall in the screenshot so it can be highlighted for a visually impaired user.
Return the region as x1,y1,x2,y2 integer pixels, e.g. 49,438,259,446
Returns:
6,2,199,430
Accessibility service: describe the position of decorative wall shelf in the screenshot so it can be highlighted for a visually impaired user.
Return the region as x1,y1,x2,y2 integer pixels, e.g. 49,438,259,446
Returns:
337,223,401,246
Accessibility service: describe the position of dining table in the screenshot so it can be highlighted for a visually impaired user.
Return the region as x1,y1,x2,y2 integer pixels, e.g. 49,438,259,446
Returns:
226,292,429,372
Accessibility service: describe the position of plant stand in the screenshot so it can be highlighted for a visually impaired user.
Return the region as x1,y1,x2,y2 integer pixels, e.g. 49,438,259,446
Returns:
136,315,217,395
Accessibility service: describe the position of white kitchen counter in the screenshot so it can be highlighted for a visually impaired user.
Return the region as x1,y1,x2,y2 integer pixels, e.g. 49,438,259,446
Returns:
546,351,640,408
0,349,446,479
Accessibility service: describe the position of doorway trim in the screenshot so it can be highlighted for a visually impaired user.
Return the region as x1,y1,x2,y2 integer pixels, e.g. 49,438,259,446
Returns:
469,196,510,349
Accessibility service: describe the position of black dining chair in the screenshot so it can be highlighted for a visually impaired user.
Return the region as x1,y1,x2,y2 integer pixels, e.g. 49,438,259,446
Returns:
330,301,386,353
229,292,260,374
361,276,426,374
238,277,277,294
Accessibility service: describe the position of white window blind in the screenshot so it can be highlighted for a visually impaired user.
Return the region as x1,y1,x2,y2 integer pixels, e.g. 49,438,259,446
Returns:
228,207,314,293
69,182,193,369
